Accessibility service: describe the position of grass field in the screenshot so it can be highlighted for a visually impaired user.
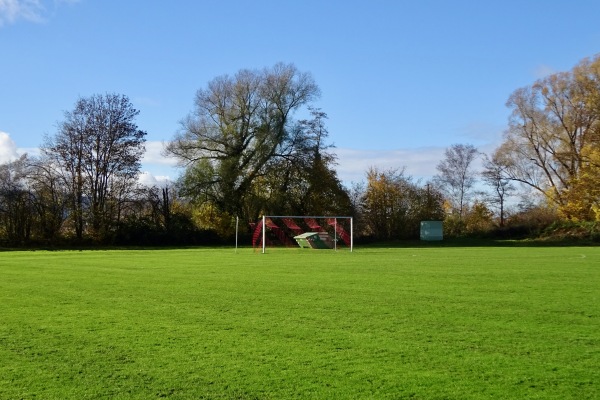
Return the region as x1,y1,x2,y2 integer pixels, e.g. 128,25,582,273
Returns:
0,246,598,399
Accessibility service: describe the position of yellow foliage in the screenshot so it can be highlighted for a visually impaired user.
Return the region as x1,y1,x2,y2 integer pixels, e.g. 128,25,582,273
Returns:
442,199,453,215
463,202,494,234
192,202,235,237
592,204,600,221
559,145,600,221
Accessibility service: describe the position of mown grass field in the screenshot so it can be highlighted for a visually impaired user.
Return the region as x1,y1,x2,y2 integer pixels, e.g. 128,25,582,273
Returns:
0,246,598,399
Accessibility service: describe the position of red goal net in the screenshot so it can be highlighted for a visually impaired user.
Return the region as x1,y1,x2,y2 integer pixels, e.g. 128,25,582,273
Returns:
252,216,353,252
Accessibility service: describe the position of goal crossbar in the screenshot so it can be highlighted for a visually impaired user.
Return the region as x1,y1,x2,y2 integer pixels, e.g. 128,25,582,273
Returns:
260,215,353,253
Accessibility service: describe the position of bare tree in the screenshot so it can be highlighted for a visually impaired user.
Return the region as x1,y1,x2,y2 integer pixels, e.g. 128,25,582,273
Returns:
481,151,515,226
433,144,479,219
0,155,34,244
166,63,320,221
27,156,69,241
43,93,147,241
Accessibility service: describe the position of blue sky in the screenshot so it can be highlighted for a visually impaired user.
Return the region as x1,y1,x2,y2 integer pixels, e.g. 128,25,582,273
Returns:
2,0,600,185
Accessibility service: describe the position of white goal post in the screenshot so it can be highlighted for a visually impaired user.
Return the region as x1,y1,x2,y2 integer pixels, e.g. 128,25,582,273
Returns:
254,215,353,253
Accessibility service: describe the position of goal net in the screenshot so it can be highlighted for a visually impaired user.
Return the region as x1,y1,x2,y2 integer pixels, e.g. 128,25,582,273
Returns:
252,215,353,253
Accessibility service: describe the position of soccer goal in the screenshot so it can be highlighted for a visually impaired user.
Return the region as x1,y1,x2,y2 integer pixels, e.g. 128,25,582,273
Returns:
251,215,353,253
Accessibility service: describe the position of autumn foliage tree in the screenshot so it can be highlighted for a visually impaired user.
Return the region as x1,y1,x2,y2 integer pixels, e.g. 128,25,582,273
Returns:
560,145,600,220
361,168,444,240
499,54,600,220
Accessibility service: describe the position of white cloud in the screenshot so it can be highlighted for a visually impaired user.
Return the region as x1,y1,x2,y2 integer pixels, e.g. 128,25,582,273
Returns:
18,146,41,157
141,142,449,187
0,0,79,26
0,131,20,163
143,140,451,185
142,141,179,167
336,145,500,190
335,146,446,184
0,0,44,26
138,141,180,186
138,171,173,188
0,135,487,190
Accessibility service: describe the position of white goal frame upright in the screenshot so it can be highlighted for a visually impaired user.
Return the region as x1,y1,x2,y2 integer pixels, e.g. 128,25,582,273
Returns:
260,215,353,253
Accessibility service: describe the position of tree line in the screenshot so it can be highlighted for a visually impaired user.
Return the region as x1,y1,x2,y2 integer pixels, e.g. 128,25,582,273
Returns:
2,57,600,247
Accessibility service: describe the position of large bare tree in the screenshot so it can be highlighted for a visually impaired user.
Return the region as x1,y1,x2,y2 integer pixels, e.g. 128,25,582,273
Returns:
166,63,321,221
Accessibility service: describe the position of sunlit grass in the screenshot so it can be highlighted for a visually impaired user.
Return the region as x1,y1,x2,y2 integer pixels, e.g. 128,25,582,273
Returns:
1,247,598,399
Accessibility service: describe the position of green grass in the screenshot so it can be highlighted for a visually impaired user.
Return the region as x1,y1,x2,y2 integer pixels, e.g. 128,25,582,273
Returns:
0,246,598,399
